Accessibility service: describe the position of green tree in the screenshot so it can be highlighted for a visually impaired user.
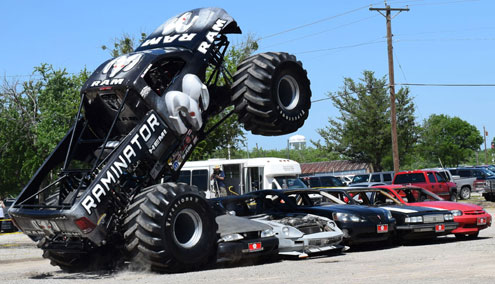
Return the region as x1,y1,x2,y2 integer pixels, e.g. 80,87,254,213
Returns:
0,65,89,196
317,70,418,171
101,33,147,57
418,114,483,167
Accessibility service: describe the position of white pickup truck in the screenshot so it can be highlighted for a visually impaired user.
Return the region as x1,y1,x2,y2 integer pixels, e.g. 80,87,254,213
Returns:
423,168,476,200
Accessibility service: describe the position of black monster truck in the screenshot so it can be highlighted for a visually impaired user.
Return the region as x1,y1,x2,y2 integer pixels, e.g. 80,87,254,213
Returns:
8,8,311,273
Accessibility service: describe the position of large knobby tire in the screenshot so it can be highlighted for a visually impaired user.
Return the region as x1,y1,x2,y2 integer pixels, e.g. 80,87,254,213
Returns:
39,238,121,272
459,186,471,200
231,52,311,136
127,183,217,273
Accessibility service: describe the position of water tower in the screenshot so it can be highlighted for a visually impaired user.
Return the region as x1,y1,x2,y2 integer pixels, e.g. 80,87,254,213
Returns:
289,135,306,150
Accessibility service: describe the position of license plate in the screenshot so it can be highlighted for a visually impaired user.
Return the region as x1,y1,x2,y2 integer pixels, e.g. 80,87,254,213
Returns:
435,224,445,232
377,224,388,233
248,242,263,252
477,217,487,225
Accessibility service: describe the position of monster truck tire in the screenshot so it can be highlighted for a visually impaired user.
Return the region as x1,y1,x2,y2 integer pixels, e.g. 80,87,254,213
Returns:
231,52,311,136
459,186,471,200
39,239,121,272
130,183,217,273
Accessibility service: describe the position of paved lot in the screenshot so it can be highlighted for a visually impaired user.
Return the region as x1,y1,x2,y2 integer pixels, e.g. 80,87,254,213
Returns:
1,204,494,284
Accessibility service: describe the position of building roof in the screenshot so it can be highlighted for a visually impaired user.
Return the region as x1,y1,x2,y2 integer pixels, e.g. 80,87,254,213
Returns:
300,161,371,175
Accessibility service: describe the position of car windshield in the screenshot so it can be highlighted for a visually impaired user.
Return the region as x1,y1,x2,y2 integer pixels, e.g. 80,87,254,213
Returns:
320,176,345,187
481,168,495,177
275,177,308,189
352,174,369,184
394,187,442,202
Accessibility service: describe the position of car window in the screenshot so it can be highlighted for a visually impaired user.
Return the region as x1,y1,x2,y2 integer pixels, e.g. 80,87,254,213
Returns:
427,172,436,183
352,174,369,183
275,177,308,189
309,178,321,188
319,176,344,187
394,173,426,184
370,174,381,182
435,172,446,182
458,170,470,177
383,173,392,182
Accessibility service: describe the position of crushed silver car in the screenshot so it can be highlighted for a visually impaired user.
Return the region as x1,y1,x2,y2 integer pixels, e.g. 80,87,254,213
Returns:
250,213,344,258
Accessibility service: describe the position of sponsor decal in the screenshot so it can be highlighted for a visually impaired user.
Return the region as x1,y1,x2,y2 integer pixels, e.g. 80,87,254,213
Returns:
277,105,306,123
90,78,124,87
162,12,199,34
102,53,143,78
165,196,200,227
168,129,198,172
197,19,227,54
141,33,197,48
81,113,162,215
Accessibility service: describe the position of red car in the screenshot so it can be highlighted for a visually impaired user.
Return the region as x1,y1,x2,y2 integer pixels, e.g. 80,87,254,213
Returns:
374,185,492,239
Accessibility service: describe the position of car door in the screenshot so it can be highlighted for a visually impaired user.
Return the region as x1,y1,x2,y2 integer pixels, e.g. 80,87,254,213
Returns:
426,172,438,194
434,172,448,196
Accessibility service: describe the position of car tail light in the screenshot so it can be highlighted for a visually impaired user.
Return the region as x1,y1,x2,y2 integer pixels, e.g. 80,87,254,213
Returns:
74,217,96,234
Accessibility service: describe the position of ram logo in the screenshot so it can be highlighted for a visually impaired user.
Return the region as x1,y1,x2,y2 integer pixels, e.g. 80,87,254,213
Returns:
102,53,143,78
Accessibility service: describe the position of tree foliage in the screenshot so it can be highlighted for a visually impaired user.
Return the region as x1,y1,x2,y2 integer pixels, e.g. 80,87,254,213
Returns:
0,65,89,197
317,71,418,171
418,114,482,167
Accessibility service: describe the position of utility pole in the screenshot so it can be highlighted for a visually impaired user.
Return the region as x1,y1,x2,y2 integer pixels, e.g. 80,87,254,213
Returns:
370,3,409,173
484,126,487,164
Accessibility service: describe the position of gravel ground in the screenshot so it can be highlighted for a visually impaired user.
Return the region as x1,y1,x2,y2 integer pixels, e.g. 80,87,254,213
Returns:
1,205,494,284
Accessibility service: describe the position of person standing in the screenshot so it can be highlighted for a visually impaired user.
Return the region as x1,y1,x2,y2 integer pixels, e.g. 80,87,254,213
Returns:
211,165,227,197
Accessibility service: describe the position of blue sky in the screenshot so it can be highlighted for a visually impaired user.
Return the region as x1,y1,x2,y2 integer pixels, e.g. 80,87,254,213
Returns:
1,0,494,151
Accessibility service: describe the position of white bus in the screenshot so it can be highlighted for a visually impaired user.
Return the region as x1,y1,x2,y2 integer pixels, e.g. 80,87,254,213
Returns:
177,158,306,197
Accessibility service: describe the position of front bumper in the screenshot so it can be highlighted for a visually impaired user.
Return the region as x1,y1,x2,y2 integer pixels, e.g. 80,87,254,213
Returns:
397,222,458,239
278,232,343,257
216,236,279,263
339,221,395,245
452,214,492,234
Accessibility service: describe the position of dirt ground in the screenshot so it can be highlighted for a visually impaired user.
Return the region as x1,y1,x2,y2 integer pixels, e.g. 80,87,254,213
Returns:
1,200,494,284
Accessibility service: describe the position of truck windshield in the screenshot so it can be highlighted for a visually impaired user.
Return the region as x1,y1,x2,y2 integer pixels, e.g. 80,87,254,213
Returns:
275,177,308,189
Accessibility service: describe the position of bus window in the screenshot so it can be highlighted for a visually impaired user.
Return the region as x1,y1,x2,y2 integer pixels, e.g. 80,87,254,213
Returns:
178,170,191,184
192,170,208,191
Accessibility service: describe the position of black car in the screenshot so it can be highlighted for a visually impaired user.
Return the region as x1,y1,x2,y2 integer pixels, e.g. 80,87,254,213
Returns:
215,189,396,246
215,214,279,263
321,188,458,240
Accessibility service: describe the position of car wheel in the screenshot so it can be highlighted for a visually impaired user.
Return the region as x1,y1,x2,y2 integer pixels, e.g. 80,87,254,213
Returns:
459,186,471,200
231,52,311,136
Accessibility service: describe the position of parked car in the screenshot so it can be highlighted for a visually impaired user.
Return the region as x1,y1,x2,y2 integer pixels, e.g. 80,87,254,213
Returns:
215,214,279,263
449,167,495,193
393,170,457,201
321,187,458,240
350,172,394,185
303,175,346,188
423,168,475,200
228,189,396,246
374,185,492,239
212,195,343,258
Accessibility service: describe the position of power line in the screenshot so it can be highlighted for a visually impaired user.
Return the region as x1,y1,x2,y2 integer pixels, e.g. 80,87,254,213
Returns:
294,38,385,55
259,4,378,41
262,15,379,49
396,83,495,87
